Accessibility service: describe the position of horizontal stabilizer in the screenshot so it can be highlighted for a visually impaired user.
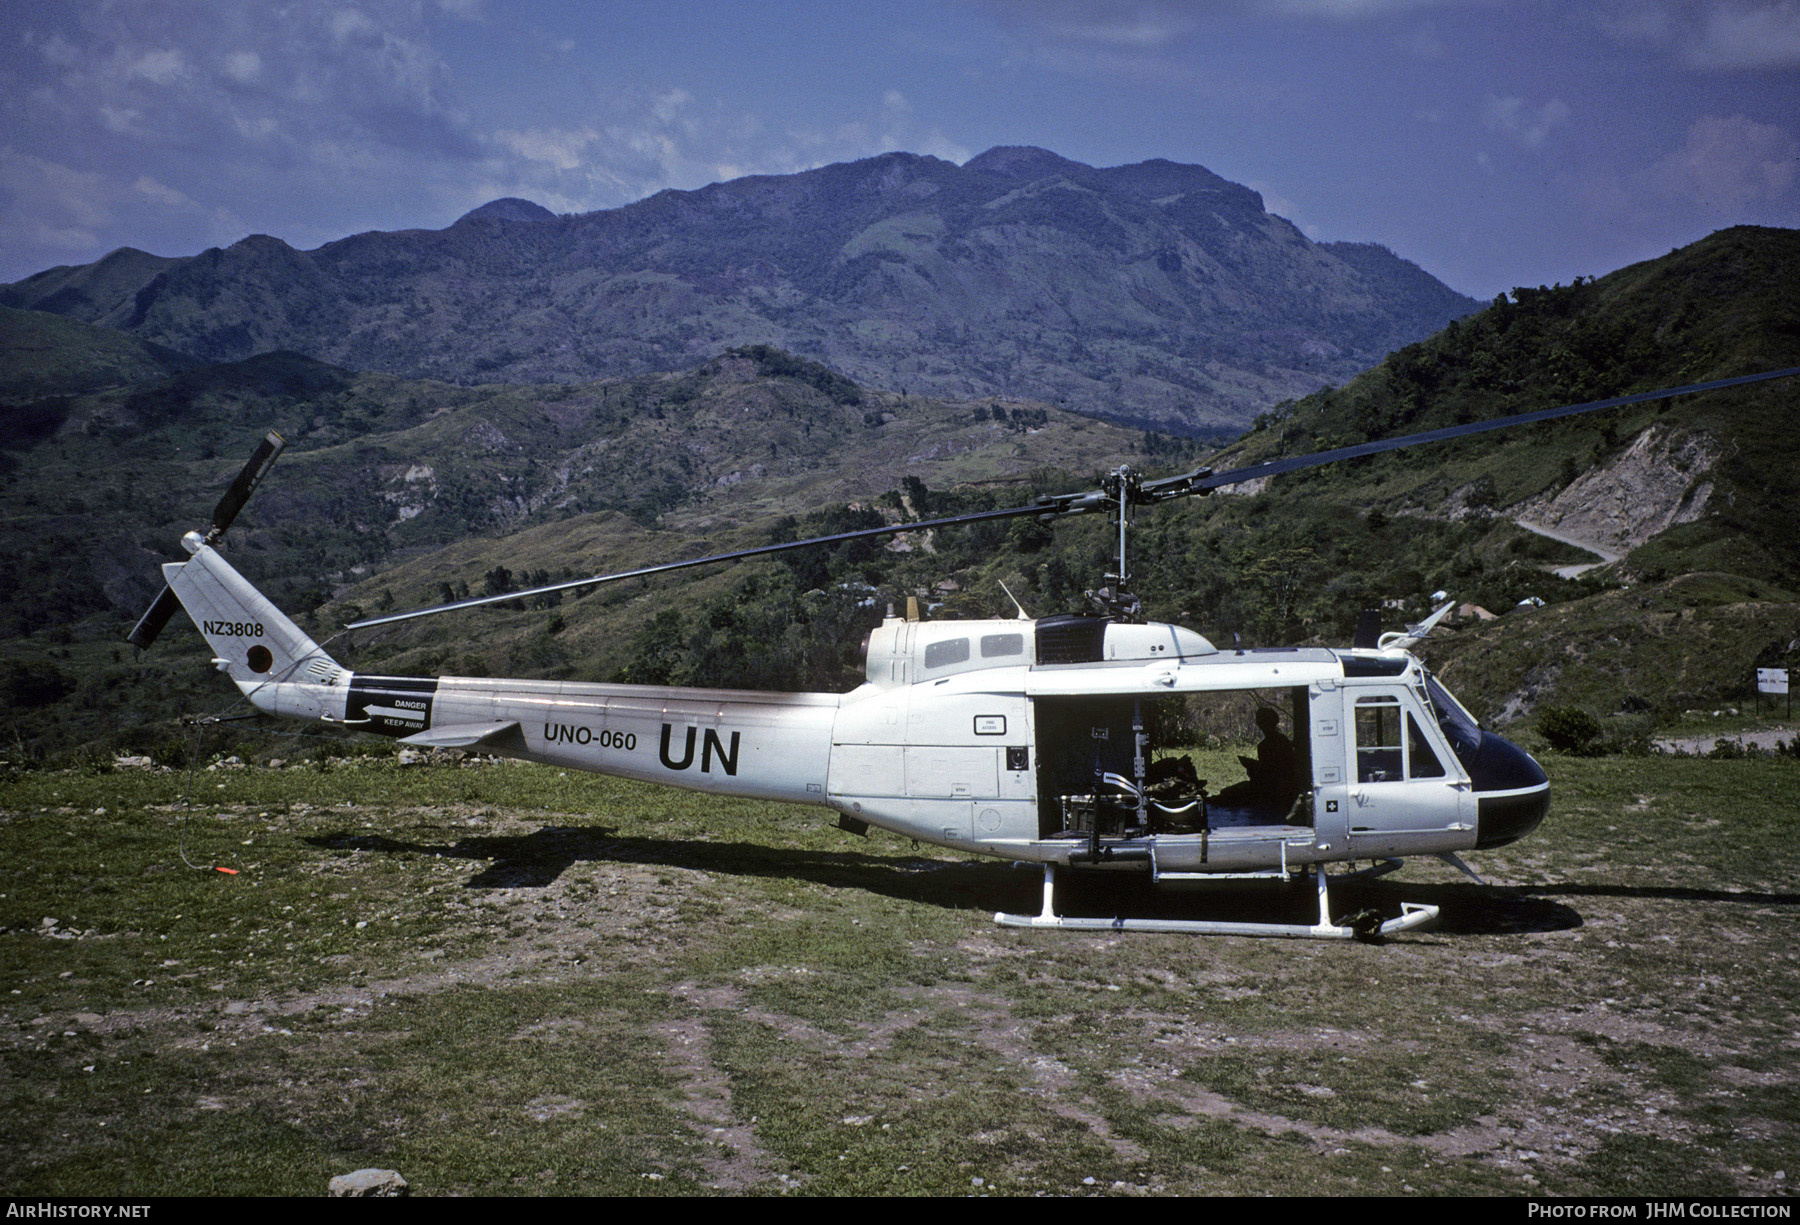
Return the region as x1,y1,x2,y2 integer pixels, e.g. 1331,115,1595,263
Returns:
126,586,183,650
398,722,525,751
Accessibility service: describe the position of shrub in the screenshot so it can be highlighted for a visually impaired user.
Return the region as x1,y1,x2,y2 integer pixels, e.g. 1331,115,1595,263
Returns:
1539,705,1603,755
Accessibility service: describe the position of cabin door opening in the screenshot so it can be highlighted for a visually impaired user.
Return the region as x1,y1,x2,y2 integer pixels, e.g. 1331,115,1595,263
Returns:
1031,689,1311,839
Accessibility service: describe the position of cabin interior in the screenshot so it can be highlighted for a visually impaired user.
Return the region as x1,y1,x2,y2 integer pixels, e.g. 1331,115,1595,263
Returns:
1033,687,1313,840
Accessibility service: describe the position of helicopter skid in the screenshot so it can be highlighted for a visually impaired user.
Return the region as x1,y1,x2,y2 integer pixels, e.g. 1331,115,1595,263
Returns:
994,863,1438,940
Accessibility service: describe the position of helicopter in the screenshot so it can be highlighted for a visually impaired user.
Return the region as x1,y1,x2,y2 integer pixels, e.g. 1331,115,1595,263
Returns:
127,367,1800,939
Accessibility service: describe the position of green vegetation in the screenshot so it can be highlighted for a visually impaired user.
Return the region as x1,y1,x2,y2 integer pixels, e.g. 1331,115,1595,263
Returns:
0,304,195,402
1538,705,1606,755
726,345,862,406
1226,228,1800,584
0,338,1151,760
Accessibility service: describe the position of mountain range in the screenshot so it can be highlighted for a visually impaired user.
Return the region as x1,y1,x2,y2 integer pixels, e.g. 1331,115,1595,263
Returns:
0,146,1476,434
2,164,1796,760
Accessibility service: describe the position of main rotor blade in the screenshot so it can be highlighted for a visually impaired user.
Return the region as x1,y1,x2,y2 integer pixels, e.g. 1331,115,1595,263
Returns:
343,365,1800,633
1161,366,1800,497
209,430,286,537
343,502,1049,630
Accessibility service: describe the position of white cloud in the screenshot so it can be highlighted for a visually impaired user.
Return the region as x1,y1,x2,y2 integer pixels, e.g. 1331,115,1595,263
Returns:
222,50,263,85
1690,0,1800,66
1482,94,1571,149
494,127,601,172
329,9,380,43
31,32,83,69
914,131,975,164
124,48,189,86
132,175,193,208
1403,20,1450,58
1650,114,1798,208
1259,0,1460,15
983,0,1197,47
1249,181,1312,230
231,114,280,142
0,1,502,274
485,83,980,213
0,149,110,255
652,89,693,126
992,0,1495,37
1594,1,1800,69
17,1,476,157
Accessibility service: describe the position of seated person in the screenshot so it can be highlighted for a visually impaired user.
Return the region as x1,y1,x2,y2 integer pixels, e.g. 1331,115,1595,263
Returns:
1213,708,1303,815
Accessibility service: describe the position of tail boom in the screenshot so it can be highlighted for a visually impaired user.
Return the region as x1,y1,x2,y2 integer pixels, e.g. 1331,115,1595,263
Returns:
161,539,839,804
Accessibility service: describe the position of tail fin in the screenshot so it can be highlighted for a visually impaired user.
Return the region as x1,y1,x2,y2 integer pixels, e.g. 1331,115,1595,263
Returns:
165,539,352,717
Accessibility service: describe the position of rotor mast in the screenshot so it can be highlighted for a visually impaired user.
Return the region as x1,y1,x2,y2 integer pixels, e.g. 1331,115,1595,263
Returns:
1090,465,1146,622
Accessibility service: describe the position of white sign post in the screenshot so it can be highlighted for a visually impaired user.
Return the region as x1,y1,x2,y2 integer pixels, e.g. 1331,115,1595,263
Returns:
1758,668,1790,717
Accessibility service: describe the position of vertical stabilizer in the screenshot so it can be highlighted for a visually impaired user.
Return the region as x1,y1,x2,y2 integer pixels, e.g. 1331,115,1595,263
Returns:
165,542,352,719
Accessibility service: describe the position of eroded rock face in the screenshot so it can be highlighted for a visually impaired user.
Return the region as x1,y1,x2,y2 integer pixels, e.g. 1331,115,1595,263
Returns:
1513,425,1721,555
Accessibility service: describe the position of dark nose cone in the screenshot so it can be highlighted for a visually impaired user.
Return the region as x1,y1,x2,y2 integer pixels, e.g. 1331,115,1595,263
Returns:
1469,731,1551,849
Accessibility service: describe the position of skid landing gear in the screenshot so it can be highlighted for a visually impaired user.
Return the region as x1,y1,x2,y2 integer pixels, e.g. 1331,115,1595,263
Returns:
994,862,1438,940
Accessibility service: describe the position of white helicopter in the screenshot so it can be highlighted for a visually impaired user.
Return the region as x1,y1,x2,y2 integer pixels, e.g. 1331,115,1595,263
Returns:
128,368,1800,939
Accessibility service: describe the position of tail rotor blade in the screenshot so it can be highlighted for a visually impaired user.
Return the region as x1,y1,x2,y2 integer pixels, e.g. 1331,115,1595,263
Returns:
209,430,285,539
128,430,285,650
126,585,182,650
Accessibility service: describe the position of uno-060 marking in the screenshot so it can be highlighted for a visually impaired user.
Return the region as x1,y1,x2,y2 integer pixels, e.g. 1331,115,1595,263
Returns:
544,723,636,750
204,620,265,637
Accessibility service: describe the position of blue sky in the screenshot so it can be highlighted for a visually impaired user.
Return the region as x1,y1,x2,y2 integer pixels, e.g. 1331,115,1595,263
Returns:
3,1,1796,298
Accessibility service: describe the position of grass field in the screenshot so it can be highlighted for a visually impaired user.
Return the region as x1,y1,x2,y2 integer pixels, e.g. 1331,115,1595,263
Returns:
2,751,1796,1196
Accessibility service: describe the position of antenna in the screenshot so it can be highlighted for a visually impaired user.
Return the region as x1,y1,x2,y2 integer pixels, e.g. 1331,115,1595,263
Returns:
997,580,1031,621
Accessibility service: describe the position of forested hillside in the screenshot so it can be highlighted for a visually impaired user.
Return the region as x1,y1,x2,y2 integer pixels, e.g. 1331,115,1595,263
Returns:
2,227,1796,762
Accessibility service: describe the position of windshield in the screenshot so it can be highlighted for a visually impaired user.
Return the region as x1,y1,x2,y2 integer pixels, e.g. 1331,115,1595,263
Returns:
1422,672,1483,764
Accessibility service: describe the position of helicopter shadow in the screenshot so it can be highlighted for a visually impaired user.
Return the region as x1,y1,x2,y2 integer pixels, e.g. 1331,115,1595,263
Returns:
304,827,1788,937
1511,881,1800,907
1043,871,1586,936
1338,878,1583,936
1310,877,1799,938
303,825,1623,934
304,823,1027,914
